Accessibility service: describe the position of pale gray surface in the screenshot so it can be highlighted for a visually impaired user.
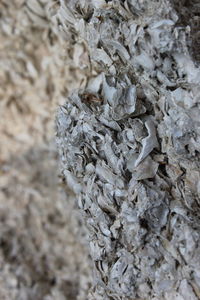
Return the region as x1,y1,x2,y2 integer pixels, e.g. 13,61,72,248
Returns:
56,1,200,299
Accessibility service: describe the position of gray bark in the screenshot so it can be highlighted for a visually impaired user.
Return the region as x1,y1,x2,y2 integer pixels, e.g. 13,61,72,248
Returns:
56,1,200,299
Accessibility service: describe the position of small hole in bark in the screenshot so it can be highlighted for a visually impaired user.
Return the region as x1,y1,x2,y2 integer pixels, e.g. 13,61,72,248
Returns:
139,218,149,229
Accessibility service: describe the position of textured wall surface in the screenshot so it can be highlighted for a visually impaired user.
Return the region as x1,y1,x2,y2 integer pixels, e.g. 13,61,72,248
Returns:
0,1,91,299
1,0,200,299
56,1,200,299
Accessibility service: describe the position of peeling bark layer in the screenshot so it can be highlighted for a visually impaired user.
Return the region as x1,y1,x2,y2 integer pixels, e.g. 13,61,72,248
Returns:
56,1,200,299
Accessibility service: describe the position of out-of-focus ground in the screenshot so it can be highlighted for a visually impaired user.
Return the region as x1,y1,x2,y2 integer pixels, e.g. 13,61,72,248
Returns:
0,1,91,299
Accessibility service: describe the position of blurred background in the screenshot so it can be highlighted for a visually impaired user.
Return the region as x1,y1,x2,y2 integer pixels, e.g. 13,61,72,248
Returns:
0,1,91,299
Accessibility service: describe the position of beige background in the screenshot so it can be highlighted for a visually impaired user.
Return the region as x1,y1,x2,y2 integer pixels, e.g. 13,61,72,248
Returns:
0,1,91,299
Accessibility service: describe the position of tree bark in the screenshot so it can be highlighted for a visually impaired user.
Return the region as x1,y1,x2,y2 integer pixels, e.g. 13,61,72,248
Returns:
56,1,200,299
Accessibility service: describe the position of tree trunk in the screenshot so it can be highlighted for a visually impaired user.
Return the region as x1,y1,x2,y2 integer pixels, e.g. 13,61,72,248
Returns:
56,1,200,299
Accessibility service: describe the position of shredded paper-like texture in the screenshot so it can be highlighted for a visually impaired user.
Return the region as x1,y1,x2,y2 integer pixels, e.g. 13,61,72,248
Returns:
56,1,200,299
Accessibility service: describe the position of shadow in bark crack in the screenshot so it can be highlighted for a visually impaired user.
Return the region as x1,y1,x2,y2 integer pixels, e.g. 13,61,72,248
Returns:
171,0,200,63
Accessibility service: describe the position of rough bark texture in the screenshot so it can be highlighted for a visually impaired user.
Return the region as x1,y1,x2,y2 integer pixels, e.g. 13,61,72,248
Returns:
56,1,200,299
